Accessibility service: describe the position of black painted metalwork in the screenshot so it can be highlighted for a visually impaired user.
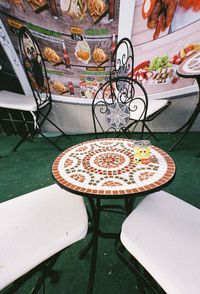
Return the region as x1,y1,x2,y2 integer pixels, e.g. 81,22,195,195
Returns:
169,77,200,152
4,251,61,294
111,38,134,79
92,76,148,138
110,37,171,142
115,240,165,294
82,197,134,294
15,27,68,151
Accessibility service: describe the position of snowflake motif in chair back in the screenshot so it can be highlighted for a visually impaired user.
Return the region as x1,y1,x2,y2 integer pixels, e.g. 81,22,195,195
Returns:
105,101,130,129
19,28,50,107
92,76,148,136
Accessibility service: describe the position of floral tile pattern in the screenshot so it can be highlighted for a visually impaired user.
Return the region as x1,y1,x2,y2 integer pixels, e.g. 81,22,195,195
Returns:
52,138,175,197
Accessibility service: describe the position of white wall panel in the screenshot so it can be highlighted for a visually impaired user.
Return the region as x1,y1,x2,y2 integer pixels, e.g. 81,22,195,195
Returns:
43,94,200,134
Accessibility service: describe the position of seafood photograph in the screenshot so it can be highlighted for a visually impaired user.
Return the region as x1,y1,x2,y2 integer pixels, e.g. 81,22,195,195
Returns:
92,47,108,65
0,0,120,35
26,0,48,13
43,47,62,65
87,0,108,23
142,0,178,40
60,0,87,20
140,0,200,41
74,39,91,64
8,0,25,11
51,81,68,94
130,0,200,96
0,0,120,100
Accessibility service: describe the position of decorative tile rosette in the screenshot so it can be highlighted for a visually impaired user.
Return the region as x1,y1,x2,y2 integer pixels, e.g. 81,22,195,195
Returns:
105,102,130,129
52,138,175,197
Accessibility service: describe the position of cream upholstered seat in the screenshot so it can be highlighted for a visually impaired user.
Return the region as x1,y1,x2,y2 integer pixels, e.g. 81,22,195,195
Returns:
0,90,37,111
0,184,88,292
120,190,200,294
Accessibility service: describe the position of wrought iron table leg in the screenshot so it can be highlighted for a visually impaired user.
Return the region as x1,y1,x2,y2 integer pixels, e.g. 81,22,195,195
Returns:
83,197,136,293
87,198,100,294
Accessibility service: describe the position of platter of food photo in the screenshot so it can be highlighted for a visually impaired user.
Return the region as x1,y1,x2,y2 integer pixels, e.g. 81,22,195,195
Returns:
133,42,200,85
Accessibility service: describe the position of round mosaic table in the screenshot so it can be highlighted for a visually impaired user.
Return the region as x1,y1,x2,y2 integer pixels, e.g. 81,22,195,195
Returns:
52,138,175,293
52,138,175,198
169,52,200,151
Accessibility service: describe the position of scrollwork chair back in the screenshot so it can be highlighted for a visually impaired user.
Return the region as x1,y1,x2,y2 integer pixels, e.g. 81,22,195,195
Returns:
19,27,51,110
92,76,148,138
111,38,134,79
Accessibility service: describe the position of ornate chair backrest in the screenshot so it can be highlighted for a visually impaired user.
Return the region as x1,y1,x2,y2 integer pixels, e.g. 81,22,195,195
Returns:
18,27,52,110
92,76,148,137
111,38,134,79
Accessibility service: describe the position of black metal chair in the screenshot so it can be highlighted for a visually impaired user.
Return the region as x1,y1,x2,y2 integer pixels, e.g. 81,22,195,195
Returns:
0,27,68,152
92,76,148,138
87,75,148,292
111,38,171,141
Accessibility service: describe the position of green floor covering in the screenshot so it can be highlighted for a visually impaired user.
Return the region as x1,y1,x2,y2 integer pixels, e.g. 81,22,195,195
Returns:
0,132,200,294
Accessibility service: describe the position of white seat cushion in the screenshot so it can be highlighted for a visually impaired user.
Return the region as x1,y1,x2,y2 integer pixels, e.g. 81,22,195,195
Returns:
0,184,88,291
129,99,168,120
121,191,200,294
0,90,37,111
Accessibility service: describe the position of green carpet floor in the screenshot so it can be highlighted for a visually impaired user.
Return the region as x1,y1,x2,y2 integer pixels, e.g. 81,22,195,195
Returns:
0,132,200,294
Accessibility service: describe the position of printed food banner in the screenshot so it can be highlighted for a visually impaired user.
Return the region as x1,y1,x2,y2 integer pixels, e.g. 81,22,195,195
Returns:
0,0,120,99
131,0,200,96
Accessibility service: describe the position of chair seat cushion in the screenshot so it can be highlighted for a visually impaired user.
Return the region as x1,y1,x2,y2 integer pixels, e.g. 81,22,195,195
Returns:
121,191,200,294
0,184,88,291
0,91,37,111
129,99,168,120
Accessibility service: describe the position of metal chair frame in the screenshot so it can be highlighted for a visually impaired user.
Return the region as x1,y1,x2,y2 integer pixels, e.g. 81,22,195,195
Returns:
4,251,61,294
15,27,68,151
111,38,171,141
115,239,165,294
92,76,148,138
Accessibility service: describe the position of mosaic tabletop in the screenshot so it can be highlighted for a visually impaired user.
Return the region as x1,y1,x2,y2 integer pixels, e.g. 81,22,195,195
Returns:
178,52,200,78
52,138,175,198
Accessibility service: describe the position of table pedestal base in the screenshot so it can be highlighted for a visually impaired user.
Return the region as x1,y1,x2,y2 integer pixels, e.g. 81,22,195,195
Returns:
81,198,134,294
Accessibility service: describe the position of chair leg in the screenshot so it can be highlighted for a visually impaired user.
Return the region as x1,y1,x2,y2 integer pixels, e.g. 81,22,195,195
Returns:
144,123,159,141
86,199,101,294
31,253,61,294
38,131,63,151
115,240,159,294
12,132,31,152
12,128,63,152
5,252,61,294
39,112,68,137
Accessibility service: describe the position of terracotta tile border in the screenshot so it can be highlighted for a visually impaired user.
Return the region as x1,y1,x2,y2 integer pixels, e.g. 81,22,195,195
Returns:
52,139,176,198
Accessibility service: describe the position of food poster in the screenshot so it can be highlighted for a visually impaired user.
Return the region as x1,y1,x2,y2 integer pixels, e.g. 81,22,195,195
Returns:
131,0,200,96
0,0,120,99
